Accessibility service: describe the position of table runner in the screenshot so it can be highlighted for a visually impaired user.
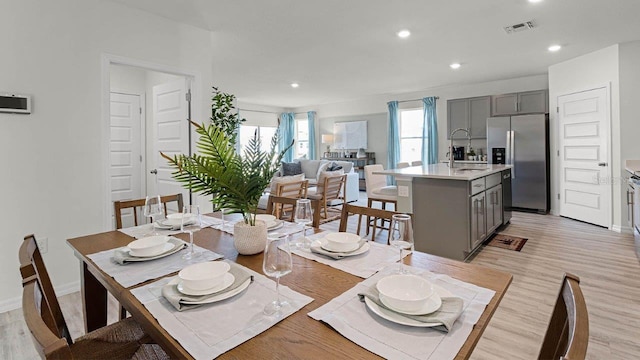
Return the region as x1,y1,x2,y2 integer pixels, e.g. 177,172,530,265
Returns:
308,265,495,360
87,239,223,288
131,264,314,360
118,215,222,239
290,232,408,278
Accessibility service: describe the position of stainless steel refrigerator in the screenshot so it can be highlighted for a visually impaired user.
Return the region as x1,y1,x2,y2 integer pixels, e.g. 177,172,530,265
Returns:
487,114,549,213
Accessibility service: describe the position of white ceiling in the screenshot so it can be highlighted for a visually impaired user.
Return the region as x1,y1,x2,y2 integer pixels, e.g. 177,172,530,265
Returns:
109,0,640,108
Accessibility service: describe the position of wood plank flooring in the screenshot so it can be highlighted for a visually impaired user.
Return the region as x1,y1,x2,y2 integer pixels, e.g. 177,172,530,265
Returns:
3,200,639,359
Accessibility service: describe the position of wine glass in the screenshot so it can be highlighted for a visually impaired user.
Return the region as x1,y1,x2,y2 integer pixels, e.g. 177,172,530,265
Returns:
143,195,162,235
293,199,313,250
389,214,414,274
262,233,293,316
181,205,202,260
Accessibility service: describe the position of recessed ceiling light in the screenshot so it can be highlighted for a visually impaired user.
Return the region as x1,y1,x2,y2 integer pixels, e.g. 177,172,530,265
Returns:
397,30,411,38
529,0,543,3
548,44,562,52
450,63,461,70
290,83,299,88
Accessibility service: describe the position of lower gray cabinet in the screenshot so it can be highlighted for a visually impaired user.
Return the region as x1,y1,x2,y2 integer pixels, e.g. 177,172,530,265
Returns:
470,191,487,251
486,184,503,234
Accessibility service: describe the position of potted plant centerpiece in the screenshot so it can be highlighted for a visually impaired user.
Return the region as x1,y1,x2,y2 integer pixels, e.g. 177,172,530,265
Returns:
162,87,293,255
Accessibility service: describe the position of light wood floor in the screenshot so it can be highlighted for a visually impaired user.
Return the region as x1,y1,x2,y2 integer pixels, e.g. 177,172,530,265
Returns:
4,205,639,359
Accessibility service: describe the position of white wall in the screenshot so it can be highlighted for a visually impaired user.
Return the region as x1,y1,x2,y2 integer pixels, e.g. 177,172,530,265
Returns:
548,45,621,228
295,74,549,169
0,0,214,310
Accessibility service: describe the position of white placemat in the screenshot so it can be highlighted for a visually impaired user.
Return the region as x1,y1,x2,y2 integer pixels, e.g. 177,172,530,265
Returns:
131,265,314,360
87,239,223,288
289,232,408,278
118,215,222,239
215,218,304,237
308,265,496,360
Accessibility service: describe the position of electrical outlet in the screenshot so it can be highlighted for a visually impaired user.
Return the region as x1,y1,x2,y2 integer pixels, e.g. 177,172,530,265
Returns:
36,237,48,254
398,185,409,197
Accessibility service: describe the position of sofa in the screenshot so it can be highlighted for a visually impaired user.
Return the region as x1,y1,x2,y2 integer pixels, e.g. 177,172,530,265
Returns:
258,158,360,209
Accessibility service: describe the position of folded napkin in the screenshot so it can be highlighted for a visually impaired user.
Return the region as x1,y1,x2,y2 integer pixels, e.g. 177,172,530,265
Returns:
309,239,367,260
112,237,186,265
162,260,253,311
357,286,463,332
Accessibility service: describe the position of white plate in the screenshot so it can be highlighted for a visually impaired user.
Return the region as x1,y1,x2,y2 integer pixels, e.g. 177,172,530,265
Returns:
380,292,442,315
267,220,284,231
364,283,453,327
168,277,252,305
129,242,174,258
177,272,235,296
313,239,370,257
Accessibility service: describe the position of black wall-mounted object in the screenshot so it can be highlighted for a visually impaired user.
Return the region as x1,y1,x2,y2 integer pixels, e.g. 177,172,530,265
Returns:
0,93,31,114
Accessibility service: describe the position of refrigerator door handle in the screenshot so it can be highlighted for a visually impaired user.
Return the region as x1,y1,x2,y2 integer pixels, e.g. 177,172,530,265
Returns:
510,130,515,179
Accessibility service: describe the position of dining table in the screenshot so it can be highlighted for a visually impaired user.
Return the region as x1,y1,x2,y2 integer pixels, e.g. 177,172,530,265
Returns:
66,215,512,359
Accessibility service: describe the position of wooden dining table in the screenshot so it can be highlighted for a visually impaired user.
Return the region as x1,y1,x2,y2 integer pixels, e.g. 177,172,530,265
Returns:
66,218,512,359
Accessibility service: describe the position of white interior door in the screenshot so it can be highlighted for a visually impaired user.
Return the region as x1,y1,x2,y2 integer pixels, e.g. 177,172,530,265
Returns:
152,78,190,212
558,87,611,227
109,92,143,227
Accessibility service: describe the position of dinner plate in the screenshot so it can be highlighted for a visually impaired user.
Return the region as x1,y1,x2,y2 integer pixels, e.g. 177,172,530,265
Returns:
364,283,453,327
321,239,361,253
267,220,284,231
121,238,186,262
155,219,194,229
177,272,235,296
168,277,252,305
129,242,174,258
312,239,370,257
379,292,442,316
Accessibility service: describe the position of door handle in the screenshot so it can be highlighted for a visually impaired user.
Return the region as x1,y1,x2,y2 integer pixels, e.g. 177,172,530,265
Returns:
598,162,607,167
150,169,158,175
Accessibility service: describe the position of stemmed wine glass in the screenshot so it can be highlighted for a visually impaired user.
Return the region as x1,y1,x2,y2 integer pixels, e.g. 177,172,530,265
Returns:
143,195,162,235
262,233,293,316
294,199,313,250
181,205,202,260
389,214,414,274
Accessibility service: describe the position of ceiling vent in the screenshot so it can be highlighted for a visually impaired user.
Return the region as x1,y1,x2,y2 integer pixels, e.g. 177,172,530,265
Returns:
504,21,535,34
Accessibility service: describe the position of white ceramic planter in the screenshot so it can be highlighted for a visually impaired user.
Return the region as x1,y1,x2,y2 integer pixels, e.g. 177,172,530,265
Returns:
233,220,268,255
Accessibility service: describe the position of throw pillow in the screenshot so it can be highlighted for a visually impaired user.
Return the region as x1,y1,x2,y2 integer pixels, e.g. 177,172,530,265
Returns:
281,161,303,176
270,173,305,194
326,162,343,171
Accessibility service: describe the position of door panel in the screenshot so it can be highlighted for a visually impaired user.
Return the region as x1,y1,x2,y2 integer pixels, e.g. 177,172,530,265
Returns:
469,97,490,139
153,79,190,213
110,92,142,228
558,87,610,227
448,99,468,139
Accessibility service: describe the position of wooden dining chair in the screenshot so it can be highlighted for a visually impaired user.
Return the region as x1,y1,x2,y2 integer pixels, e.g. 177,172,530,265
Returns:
538,273,589,360
114,193,184,229
19,235,169,359
265,195,321,228
272,179,308,218
308,174,347,222
339,204,401,243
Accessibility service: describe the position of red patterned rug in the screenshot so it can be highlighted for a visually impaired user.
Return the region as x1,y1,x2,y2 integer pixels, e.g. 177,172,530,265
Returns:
487,234,528,252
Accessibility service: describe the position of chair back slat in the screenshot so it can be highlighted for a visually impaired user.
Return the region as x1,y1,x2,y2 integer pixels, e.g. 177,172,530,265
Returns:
538,273,589,360
114,193,184,229
323,175,346,202
19,235,72,346
266,195,321,228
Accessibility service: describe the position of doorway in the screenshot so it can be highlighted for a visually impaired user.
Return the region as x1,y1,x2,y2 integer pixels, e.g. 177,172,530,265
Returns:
558,86,612,228
104,58,196,230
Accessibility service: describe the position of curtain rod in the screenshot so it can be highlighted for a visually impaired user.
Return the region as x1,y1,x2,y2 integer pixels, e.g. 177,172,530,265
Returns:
237,108,307,116
397,96,440,104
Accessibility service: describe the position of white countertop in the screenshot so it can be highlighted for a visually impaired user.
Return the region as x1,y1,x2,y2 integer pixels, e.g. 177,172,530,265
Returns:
375,163,512,181
625,160,640,176
439,160,488,164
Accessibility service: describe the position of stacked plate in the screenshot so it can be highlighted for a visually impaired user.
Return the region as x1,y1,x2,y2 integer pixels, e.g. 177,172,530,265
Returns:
171,262,251,305
155,213,196,229
313,232,370,257
127,236,174,257
255,214,284,231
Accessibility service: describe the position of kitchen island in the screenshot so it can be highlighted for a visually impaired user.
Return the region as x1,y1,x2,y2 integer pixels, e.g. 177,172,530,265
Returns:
376,163,512,261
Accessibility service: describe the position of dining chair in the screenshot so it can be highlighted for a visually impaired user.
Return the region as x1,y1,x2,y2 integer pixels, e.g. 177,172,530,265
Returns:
308,174,347,222
265,195,321,228
538,273,589,360
396,162,410,169
411,160,423,166
364,164,398,211
114,193,184,229
19,234,169,360
339,204,401,243
272,179,308,218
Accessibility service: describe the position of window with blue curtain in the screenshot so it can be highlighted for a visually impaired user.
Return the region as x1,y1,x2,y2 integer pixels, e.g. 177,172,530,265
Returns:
307,111,317,159
422,97,438,164
387,101,400,183
279,112,295,162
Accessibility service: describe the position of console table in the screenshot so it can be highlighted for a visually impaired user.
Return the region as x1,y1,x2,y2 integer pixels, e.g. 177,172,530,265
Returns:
322,152,375,191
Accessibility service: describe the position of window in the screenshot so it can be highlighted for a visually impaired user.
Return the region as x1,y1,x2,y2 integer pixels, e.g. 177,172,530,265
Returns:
399,109,424,163
295,119,309,158
238,125,277,153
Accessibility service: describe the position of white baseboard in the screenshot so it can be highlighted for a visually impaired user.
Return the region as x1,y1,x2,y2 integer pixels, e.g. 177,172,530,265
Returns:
0,281,80,314
611,224,633,234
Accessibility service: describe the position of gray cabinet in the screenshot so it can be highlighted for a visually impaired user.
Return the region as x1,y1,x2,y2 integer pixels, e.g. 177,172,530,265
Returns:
491,90,548,116
447,96,491,139
470,192,487,250
486,184,503,234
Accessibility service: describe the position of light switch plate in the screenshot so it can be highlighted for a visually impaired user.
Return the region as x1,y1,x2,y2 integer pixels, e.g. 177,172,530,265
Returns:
398,185,409,197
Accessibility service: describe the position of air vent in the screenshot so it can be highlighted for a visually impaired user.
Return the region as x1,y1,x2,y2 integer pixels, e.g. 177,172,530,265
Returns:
504,21,535,34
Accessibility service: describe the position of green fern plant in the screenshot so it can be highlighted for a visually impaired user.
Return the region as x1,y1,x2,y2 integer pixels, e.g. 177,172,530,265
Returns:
162,121,293,225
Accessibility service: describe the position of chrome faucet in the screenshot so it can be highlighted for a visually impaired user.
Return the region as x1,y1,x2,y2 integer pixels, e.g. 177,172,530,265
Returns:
449,128,470,168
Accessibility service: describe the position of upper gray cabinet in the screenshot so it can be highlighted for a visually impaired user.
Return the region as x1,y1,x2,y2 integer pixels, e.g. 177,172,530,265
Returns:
491,90,548,116
447,96,491,139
